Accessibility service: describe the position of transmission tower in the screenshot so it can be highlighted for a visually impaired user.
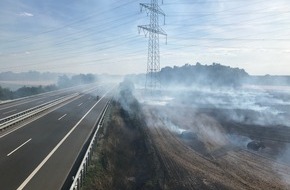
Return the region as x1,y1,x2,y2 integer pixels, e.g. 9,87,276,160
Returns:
138,0,167,89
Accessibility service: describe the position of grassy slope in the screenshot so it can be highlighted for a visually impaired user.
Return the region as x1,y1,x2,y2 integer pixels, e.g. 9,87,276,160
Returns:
82,100,161,190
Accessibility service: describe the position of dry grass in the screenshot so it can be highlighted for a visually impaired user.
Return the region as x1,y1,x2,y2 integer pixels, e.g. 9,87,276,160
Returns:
82,101,161,190
144,104,290,190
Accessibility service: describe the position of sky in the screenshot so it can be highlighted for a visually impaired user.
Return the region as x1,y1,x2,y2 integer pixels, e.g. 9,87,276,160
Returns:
0,0,289,75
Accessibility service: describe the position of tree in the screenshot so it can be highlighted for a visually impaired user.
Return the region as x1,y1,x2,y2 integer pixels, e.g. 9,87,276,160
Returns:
0,86,13,100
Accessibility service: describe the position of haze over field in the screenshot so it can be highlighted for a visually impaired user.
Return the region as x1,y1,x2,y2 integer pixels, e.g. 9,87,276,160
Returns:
0,0,290,75
116,77,290,189
1,1,290,189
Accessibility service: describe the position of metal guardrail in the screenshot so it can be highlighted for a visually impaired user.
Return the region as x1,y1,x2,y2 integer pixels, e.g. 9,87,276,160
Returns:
69,101,110,190
0,95,73,124
0,93,79,131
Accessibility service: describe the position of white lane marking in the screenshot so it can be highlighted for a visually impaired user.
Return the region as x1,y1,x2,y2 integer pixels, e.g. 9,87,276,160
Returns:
17,90,110,190
0,90,89,139
7,138,32,157
78,103,83,106
58,114,67,121
2,109,17,115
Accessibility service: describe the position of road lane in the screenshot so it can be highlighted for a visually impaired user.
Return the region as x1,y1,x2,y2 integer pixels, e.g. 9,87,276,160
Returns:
0,85,112,190
0,84,99,119
2,109,17,115
21,97,110,190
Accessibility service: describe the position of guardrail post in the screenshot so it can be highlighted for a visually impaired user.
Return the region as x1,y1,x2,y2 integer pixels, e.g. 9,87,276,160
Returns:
88,148,91,165
78,177,81,190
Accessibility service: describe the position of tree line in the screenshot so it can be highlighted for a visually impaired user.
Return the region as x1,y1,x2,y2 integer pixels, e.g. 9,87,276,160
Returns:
159,63,249,87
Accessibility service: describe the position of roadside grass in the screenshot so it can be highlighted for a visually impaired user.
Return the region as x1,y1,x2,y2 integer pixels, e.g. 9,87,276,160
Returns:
81,100,161,190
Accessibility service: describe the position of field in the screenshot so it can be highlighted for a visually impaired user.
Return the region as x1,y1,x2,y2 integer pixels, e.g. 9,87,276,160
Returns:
138,87,290,189
85,86,290,189
143,106,290,189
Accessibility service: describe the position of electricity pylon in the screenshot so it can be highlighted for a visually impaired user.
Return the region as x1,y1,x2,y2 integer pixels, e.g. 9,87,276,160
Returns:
138,0,167,89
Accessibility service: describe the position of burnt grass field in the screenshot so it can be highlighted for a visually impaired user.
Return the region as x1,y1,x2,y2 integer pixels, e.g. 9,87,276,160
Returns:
83,86,290,190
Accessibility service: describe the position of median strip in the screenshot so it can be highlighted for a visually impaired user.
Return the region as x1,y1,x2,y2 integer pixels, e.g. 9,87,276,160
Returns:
7,138,32,157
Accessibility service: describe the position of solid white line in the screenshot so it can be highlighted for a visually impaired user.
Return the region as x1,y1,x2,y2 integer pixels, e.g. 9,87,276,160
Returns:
7,138,32,157
2,109,17,115
58,114,67,121
78,103,83,106
17,90,110,190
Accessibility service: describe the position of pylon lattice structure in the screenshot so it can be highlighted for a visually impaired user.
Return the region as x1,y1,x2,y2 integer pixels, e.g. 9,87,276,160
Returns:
138,0,167,89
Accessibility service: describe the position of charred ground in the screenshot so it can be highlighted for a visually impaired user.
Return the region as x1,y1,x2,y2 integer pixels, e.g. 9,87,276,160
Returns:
83,81,290,190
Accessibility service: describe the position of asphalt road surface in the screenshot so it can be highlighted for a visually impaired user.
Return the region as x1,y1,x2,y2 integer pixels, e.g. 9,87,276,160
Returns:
0,84,114,190
0,84,94,120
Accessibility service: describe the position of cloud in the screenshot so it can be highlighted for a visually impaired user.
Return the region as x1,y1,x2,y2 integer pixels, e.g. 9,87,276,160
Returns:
17,12,34,17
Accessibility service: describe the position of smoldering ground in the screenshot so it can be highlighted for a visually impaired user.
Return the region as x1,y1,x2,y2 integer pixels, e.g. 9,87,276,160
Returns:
127,83,290,186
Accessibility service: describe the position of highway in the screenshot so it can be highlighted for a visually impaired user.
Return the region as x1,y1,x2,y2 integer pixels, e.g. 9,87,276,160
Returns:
0,83,114,190
0,85,93,120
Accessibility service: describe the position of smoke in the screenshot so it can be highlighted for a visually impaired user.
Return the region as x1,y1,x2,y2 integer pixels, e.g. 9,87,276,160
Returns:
227,134,252,148
165,86,290,127
151,111,187,135
137,92,231,153
133,84,290,131
117,77,290,186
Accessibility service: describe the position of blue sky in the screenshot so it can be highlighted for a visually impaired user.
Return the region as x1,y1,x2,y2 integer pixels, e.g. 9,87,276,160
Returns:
0,0,290,75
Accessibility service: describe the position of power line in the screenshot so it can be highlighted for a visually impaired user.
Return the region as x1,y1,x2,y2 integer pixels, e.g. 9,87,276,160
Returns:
163,0,263,5
1,0,137,44
138,0,167,89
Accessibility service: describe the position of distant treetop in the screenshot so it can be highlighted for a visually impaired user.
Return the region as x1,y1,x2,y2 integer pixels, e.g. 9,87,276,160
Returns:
159,63,249,88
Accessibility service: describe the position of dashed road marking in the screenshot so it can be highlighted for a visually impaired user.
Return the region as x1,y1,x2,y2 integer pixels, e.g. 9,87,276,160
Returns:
7,138,32,157
58,114,67,121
